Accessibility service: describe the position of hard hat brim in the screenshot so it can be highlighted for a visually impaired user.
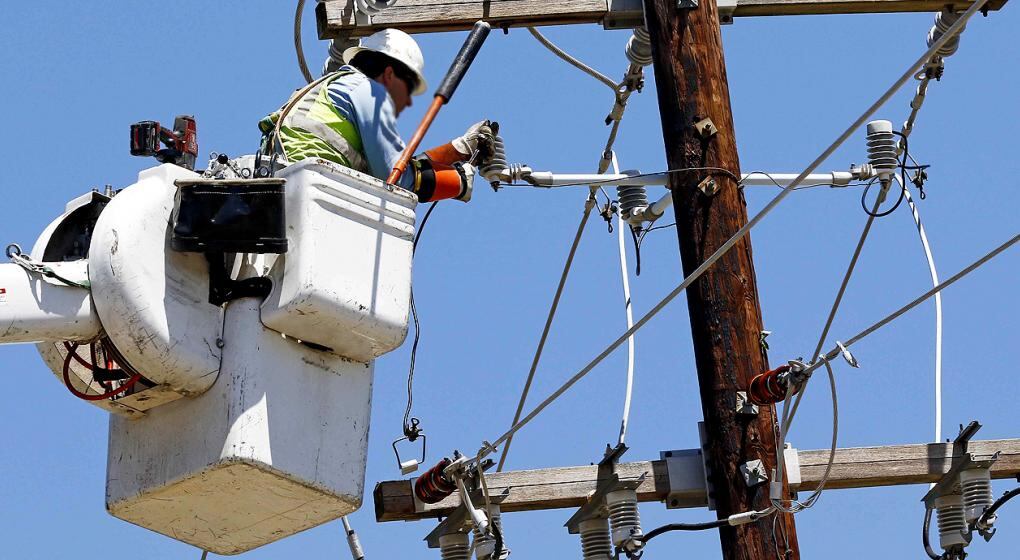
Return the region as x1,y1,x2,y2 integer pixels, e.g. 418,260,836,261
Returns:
342,45,428,96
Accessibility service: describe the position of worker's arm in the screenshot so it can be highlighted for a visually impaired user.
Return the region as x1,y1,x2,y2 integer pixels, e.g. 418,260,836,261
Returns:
328,70,472,202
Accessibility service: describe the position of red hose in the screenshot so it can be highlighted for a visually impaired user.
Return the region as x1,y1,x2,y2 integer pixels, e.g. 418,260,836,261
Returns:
61,342,141,401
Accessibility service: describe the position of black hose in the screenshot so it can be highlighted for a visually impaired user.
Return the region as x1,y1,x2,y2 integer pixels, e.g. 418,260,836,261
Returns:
923,507,943,560
641,519,728,545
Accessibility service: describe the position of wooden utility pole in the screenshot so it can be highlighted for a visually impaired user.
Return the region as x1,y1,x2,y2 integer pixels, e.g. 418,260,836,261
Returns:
642,0,798,558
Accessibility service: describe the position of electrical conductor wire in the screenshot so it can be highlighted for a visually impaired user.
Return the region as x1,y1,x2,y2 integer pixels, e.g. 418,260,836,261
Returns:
295,0,315,84
470,0,992,465
527,27,619,92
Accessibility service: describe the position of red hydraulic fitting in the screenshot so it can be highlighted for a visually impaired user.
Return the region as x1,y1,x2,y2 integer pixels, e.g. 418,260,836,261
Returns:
748,365,799,405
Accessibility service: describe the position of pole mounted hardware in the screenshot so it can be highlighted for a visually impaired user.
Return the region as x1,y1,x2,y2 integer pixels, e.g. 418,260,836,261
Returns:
565,444,647,557
740,459,769,487
698,177,720,196
677,0,700,9
735,391,760,416
693,117,718,139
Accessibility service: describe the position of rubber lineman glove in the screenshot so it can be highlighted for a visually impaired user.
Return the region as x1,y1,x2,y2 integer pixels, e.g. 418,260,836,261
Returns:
452,162,475,202
451,121,495,157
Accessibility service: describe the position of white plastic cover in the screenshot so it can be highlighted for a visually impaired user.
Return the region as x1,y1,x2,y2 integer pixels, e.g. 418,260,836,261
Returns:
261,159,416,362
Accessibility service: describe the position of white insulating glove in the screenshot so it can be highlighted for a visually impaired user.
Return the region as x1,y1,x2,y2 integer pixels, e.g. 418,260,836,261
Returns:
451,121,495,157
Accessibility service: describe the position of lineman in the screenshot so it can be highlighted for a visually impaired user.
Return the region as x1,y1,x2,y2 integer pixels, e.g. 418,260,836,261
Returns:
260,28,492,203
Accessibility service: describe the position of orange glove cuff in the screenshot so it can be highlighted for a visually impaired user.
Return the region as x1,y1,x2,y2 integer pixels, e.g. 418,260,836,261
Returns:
423,142,469,166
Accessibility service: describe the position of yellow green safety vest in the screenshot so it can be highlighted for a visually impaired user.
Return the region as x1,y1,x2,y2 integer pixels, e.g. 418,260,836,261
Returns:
259,70,371,173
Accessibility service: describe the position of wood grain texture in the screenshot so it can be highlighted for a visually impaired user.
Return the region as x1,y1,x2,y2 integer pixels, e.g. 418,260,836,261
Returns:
317,0,1007,37
644,0,797,555
374,438,1020,521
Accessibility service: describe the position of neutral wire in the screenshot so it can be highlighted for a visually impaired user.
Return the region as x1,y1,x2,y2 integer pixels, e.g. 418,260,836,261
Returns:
527,27,619,92
470,0,988,465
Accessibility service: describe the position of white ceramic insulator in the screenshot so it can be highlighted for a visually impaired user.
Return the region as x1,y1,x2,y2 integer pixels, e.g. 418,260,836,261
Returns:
355,0,398,15
625,27,653,67
0,262,100,344
617,185,649,226
935,494,969,551
960,468,994,524
606,489,643,549
928,10,966,58
440,533,472,560
579,518,613,560
866,120,898,178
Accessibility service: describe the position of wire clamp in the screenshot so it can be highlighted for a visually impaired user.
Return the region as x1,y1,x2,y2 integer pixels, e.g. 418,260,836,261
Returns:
740,459,769,487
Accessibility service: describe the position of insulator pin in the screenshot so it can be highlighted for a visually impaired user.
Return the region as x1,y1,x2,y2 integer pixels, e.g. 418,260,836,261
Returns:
415,458,457,504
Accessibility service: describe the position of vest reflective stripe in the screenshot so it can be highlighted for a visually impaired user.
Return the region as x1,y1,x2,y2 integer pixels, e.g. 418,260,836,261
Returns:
262,71,371,174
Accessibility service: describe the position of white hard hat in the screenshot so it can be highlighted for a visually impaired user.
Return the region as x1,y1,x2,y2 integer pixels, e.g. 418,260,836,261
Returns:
343,29,428,96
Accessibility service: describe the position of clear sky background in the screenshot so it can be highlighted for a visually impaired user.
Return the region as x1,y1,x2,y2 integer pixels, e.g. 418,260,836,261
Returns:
1,2,1017,559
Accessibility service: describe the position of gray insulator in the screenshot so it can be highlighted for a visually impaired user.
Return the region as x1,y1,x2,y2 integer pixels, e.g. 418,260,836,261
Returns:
960,468,994,524
617,185,649,220
606,489,643,549
935,494,969,551
928,9,966,58
440,533,472,560
579,518,613,560
473,506,509,560
865,120,898,175
626,27,653,67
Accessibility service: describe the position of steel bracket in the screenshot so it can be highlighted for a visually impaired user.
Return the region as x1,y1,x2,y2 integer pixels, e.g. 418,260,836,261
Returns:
718,0,737,24
698,176,720,197
740,459,768,487
425,491,508,548
565,443,647,533
922,421,1000,508
678,0,700,8
694,117,718,139
735,391,759,416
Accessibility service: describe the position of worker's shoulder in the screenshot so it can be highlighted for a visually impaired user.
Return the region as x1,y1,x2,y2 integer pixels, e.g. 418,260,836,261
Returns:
329,66,379,94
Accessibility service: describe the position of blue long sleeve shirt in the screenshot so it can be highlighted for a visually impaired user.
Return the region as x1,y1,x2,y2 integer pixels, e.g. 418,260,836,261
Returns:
325,66,415,190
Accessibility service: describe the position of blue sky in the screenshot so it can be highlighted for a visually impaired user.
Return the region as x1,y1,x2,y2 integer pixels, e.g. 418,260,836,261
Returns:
0,2,1017,559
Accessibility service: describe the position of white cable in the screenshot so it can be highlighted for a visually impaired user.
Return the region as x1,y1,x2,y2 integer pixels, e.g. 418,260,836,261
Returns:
900,179,943,445
469,0,989,465
616,208,635,446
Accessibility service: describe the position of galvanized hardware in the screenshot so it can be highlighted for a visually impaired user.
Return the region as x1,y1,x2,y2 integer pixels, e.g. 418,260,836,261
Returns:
835,341,859,368
694,117,718,139
922,421,1002,555
565,444,646,557
740,459,768,487
678,0,699,9
759,330,772,351
735,391,759,416
697,176,720,196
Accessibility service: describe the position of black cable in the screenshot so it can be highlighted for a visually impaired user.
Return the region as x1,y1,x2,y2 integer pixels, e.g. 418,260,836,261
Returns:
641,519,729,545
860,177,907,218
923,507,943,560
403,201,439,439
629,225,642,276
976,487,1020,529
